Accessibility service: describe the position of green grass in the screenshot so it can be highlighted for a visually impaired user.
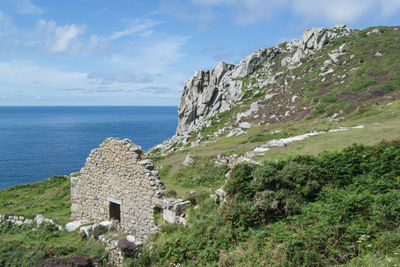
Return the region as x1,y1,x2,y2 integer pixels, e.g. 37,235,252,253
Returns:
0,175,71,225
0,176,108,266
155,100,400,196
129,140,400,266
0,222,107,266
1,25,400,267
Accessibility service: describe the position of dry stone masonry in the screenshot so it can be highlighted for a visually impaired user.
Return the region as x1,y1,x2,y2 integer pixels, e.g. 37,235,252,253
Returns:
0,214,63,231
71,138,165,242
71,137,191,246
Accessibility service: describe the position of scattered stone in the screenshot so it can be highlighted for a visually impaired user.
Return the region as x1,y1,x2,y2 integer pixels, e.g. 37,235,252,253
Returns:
173,201,191,215
226,128,245,137
352,125,365,129
183,154,194,166
329,127,348,133
66,220,89,232
367,29,380,36
44,218,54,224
15,220,24,226
79,225,93,236
323,59,332,68
34,215,45,226
163,209,178,224
329,53,341,64
178,217,187,226
126,235,136,243
265,93,278,100
99,220,117,231
239,122,252,130
320,69,334,76
254,147,270,154
215,188,226,198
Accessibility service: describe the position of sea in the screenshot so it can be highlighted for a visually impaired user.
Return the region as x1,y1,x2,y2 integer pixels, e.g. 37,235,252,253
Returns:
0,106,177,189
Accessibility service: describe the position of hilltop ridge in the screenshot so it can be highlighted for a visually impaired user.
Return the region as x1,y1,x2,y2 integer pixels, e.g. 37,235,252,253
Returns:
151,24,400,159
151,24,354,153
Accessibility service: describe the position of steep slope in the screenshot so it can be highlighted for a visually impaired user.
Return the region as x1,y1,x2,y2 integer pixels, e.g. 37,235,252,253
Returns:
135,140,400,266
150,25,400,156
139,25,400,265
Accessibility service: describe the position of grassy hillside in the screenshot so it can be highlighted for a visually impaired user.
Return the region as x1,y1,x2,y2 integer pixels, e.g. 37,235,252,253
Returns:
131,140,400,266
0,175,71,225
0,176,108,266
139,26,400,266
150,26,400,198
1,25,399,266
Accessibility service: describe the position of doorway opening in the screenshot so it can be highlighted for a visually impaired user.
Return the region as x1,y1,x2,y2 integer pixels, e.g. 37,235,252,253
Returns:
109,201,121,221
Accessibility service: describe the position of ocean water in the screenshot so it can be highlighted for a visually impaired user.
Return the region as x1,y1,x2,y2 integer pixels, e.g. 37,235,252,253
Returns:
0,106,177,189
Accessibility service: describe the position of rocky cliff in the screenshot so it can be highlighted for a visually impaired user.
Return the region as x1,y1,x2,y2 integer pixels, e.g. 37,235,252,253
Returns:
151,24,352,154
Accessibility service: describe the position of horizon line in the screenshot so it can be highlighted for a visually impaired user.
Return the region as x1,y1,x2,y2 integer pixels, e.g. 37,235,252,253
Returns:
0,105,178,107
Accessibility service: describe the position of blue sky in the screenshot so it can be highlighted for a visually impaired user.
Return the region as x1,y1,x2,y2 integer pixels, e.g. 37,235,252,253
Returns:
0,0,399,106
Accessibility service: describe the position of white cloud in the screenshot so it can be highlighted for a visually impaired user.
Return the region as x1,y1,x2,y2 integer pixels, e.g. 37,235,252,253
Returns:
0,11,18,37
7,0,44,15
0,60,182,98
0,12,187,100
35,20,86,54
290,0,375,23
160,0,216,27
169,0,400,25
0,60,87,88
108,35,189,74
380,0,400,17
87,72,155,84
191,0,288,25
107,18,161,40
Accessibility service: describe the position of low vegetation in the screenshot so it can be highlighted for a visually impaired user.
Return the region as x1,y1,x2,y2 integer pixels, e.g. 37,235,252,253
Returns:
0,175,70,225
0,176,108,266
128,140,400,266
1,26,400,266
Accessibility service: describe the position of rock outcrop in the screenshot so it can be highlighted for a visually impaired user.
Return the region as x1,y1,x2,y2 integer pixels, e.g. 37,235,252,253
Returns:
150,25,352,155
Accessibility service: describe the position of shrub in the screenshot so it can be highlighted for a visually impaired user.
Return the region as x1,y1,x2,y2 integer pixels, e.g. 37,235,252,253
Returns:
118,238,138,258
69,255,94,267
92,225,107,239
165,189,177,198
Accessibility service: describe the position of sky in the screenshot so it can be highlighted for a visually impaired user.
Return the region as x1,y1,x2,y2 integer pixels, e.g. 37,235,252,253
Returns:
0,0,399,106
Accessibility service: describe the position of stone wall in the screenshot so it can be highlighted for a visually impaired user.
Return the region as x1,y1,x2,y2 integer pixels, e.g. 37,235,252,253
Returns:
71,138,165,242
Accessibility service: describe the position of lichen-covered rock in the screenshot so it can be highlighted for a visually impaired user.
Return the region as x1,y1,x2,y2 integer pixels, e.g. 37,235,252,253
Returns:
163,209,177,224
66,220,89,232
173,201,191,215
150,25,352,156
175,61,238,136
99,220,117,231
34,214,45,226
183,154,194,166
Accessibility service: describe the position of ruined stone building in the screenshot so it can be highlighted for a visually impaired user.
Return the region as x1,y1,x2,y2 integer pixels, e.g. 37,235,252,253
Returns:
70,138,165,241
